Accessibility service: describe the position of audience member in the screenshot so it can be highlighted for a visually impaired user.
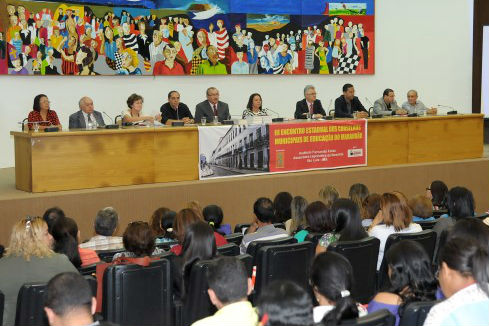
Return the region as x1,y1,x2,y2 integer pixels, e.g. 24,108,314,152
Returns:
273,191,293,224
424,238,489,326
192,256,256,326
310,252,367,324
409,195,435,222
203,204,231,235
426,180,448,210
349,183,369,217
288,196,308,235
294,201,334,243
368,193,422,270
0,217,77,326
256,280,314,326
79,207,123,251
150,207,177,244
319,185,339,207
240,197,288,254
316,198,368,254
368,240,437,326
51,216,100,268
188,200,203,216
446,218,489,251
112,221,164,260
362,193,381,227
43,206,65,233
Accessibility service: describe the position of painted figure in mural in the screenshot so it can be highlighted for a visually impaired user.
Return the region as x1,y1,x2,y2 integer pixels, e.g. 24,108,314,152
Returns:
120,48,141,75
191,28,209,74
304,40,315,74
199,45,227,75
57,34,78,75
178,18,194,63
315,41,329,74
148,30,166,65
76,45,96,75
231,50,248,74
215,19,229,61
153,44,184,75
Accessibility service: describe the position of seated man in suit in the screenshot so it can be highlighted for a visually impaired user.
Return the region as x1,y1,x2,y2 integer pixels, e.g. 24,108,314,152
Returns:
294,85,327,119
160,90,194,125
69,97,105,129
373,89,407,116
194,87,231,123
334,84,369,118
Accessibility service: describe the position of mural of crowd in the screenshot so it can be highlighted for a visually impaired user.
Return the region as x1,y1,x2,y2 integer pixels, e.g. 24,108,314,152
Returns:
0,0,375,75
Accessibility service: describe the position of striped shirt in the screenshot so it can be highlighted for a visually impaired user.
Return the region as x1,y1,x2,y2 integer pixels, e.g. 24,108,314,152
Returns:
240,224,288,254
79,235,124,251
123,34,139,52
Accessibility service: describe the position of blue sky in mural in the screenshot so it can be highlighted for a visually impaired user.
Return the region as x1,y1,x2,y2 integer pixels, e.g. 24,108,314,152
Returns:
247,15,290,25
229,0,301,15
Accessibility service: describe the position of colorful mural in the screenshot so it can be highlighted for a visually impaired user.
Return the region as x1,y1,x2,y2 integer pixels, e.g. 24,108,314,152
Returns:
0,0,375,75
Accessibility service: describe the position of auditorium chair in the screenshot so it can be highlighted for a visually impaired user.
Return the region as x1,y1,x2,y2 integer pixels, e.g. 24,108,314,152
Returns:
0,290,4,326
155,240,179,251
217,243,240,256
78,262,100,276
96,248,126,263
305,232,325,245
432,209,448,218
342,309,396,326
234,223,251,234
399,301,437,326
224,232,243,245
15,282,47,326
475,213,489,220
417,219,438,230
273,223,286,230
329,237,380,303
253,241,315,299
246,236,297,264
377,230,437,290
102,256,173,326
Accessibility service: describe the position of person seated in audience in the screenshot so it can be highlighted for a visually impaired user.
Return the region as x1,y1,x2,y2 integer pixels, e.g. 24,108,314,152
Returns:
409,195,436,222
294,201,334,243
51,217,100,268
373,89,407,116
171,208,227,255
426,180,448,210
27,94,62,130
195,87,231,123
239,197,288,254
368,193,422,270
273,191,293,224
122,93,159,124
319,185,339,207
112,221,164,260
69,96,105,129
316,198,369,254
203,204,231,235
150,207,177,244
0,217,77,326
256,280,314,326
79,207,124,251
188,200,204,215
433,187,475,253
160,90,194,125
192,256,256,326
446,218,489,253
287,196,308,235
334,84,369,118
424,238,489,326
310,252,367,323
401,90,437,115
349,183,369,215
43,206,65,234
242,93,269,118
368,240,437,326
361,193,381,227
294,85,326,119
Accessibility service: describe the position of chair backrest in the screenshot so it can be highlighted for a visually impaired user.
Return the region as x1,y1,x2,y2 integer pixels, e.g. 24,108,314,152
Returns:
224,232,244,246
342,309,396,326
329,237,380,303
0,290,3,326
246,236,296,263
237,254,253,277
234,223,251,234
378,230,437,290
155,240,179,251
15,282,47,326
78,263,100,276
273,223,286,230
399,301,437,326
475,213,489,220
254,241,315,298
432,209,448,218
102,258,173,326
417,220,438,230
217,243,240,256
304,232,324,245
96,249,126,263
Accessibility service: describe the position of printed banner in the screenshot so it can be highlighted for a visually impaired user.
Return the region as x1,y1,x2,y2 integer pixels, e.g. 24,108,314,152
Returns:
198,120,366,180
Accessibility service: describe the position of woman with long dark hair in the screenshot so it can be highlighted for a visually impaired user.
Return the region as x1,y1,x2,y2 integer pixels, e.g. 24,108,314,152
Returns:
273,191,293,224
426,180,448,210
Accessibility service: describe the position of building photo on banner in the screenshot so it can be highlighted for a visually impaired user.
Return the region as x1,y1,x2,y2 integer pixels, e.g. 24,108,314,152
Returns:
0,0,375,75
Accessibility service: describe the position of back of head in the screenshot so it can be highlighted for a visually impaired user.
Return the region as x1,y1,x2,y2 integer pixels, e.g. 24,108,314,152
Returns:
331,198,368,241
182,221,217,266
94,207,119,236
305,201,334,233
380,193,412,231
430,180,448,209
273,192,293,223
51,217,82,268
173,208,202,243
44,272,93,318
290,196,308,233
203,205,224,229
447,218,489,252
254,197,275,224
319,185,339,207
257,280,313,326
43,207,65,234
446,186,475,220
363,193,381,220
348,183,369,210
150,207,171,237
206,256,248,305
7,216,53,260
310,252,358,325
408,195,433,219
122,221,155,257
187,201,203,217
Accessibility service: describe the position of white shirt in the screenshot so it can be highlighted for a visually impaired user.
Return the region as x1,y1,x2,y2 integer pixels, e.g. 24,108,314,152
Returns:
82,111,97,128
313,304,367,323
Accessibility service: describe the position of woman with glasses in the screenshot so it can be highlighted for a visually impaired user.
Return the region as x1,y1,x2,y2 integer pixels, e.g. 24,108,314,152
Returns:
0,217,77,326
27,94,62,130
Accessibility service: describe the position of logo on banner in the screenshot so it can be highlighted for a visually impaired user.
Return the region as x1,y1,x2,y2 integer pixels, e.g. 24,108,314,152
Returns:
276,150,285,168
348,149,363,157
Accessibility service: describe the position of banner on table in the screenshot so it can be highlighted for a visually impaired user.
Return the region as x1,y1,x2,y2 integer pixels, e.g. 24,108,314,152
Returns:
198,120,367,180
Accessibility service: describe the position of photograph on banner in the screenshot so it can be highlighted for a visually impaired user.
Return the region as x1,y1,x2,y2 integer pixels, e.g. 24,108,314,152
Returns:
198,125,270,179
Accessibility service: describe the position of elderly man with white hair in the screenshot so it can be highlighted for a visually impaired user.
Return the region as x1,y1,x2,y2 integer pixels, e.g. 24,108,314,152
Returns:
401,90,437,115
68,96,105,129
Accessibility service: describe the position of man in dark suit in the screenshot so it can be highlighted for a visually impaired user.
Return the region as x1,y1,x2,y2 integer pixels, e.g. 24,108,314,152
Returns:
68,97,105,129
194,87,231,123
334,84,369,118
294,85,327,119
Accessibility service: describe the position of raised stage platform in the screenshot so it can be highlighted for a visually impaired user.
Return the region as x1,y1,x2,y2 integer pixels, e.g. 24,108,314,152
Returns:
1,157,488,245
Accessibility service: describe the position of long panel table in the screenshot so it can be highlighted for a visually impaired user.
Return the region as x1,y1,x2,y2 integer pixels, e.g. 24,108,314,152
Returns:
10,114,484,192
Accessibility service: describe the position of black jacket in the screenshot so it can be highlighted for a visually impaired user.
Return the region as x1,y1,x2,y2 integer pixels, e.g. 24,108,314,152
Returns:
334,95,367,118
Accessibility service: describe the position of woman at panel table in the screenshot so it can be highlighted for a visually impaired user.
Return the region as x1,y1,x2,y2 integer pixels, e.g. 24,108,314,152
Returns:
27,94,62,130
242,93,269,119
122,93,161,124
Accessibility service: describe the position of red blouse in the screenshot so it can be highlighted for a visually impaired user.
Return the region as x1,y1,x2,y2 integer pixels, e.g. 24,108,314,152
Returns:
27,110,61,129
170,231,228,256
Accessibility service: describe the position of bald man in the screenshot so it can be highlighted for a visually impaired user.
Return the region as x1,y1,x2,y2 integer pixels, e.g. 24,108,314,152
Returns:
69,97,105,129
401,90,437,115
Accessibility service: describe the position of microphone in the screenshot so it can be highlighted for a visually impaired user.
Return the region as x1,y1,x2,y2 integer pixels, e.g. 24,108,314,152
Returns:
103,112,120,129
365,97,374,109
21,118,28,131
437,104,458,115
266,108,284,122
114,114,123,125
